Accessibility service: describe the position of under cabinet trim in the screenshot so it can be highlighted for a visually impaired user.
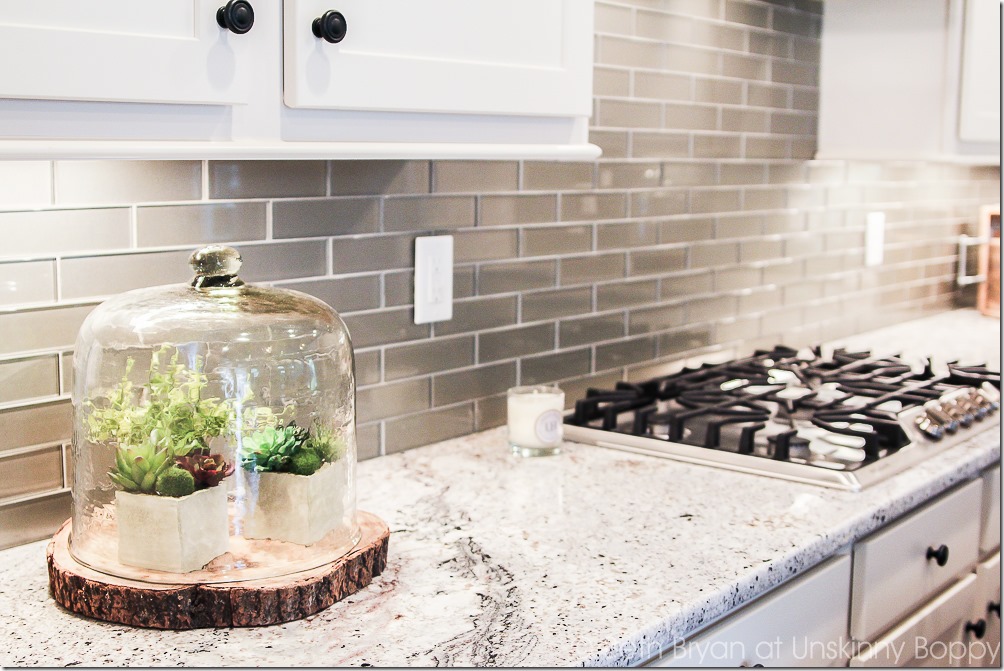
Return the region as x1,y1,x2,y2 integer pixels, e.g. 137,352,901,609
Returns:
0,140,603,161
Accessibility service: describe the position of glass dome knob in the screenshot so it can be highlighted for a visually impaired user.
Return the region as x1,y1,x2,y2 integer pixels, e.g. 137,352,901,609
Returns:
190,245,245,288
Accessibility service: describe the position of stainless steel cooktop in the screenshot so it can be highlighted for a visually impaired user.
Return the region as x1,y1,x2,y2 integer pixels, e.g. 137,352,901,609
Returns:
563,346,1001,491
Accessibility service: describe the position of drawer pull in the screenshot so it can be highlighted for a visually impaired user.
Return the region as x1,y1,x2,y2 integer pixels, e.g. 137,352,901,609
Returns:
989,601,1001,617
965,619,987,639
925,544,949,566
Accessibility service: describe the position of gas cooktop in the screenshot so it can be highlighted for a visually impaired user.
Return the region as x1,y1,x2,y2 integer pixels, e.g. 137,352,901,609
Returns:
563,346,1001,491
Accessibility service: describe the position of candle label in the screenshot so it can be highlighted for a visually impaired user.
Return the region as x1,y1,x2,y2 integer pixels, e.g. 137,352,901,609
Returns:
535,410,563,445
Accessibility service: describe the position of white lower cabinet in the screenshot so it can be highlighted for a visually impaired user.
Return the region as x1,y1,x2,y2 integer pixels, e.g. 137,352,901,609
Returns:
850,574,980,667
647,555,852,668
643,467,998,668
978,467,1000,557
850,478,983,642
965,554,1001,668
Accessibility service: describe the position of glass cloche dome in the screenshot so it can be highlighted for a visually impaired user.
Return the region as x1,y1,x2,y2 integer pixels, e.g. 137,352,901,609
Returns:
69,245,359,583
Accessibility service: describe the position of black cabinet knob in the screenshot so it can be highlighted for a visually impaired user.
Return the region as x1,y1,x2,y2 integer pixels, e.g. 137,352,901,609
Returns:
990,601,1001,617
312,10,347,43
217,0,254,34
966,619,987,639
926,544,949,567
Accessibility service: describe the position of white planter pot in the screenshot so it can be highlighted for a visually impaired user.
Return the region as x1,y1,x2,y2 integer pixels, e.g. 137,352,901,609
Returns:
116,485,229,573
244,459,346,546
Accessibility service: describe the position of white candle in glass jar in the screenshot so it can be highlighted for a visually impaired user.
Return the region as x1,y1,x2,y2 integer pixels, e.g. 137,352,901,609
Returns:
507,385,564,456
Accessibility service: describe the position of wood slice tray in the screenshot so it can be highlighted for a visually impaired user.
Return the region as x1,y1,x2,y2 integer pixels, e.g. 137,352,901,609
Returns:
47,510,389,629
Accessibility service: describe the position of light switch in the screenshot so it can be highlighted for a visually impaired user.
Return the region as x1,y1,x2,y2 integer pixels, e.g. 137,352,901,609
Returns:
414,235,453,324
865,211,885,267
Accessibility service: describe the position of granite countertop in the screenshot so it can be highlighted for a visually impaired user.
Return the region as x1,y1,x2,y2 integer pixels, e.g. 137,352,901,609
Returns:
0,310,1000,667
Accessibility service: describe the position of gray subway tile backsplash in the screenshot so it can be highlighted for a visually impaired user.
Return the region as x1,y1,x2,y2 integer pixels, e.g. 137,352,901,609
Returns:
138,202,268,247
521,286,593,323
433,161,518,193
331,234,416,274
0,208,131,259
383,195,476,232
272,198,379,239
521,348,592,386
560,253,626,285
329,160,430,196
432,362,516,407
0,356,60,405
0,446,64,500
0,260,56,307
60,250,191,299
480,194,557,227
0,0,999,546
209,160,325,199
522,225,593,257
0,401,71,453
384,336,476,381
0,491,71,550
478,260,557,295
559,313,625,349
279,275,382,314
479,323,556,363
55,160,201,205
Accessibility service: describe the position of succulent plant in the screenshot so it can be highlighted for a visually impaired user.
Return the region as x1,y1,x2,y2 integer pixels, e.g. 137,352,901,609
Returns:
175,449,235,489
239,422,311,473
86,346,237,457
155,466,196,498
305,424,346,463
109,439,177,494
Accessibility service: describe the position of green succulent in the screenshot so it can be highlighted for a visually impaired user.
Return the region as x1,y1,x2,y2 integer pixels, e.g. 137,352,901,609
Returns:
109,439,177,494
239,423,311,473
304,424,346,463
86,346,237,457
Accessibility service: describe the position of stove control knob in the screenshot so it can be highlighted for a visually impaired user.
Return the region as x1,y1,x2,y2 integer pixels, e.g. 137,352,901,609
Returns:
926,544,950,567
925,405,958,434
989,601,1001,618
915,413,943,441
943,401,974,428
968,389,992,420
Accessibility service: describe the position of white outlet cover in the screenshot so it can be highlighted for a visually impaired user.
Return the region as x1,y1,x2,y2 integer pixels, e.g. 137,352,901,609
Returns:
865,211,885,267
414,235,454,324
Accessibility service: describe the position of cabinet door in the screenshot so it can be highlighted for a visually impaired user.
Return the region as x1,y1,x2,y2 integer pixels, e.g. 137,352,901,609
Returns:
851,574,979,667
0,0,256,105
851,478,983,642
282,0,593,117
979,466,1000,557
957,0,1001,142
967,554,1001,667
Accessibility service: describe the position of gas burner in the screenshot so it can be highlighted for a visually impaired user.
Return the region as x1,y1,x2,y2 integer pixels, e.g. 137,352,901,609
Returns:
564,345,1001,490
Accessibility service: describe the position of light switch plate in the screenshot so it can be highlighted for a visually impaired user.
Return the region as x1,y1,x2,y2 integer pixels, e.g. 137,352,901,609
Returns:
414,235,453,324
865,211,885,267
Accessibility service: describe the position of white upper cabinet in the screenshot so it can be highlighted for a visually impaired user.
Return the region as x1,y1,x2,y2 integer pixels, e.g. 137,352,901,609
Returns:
0,0,256,106
283,1,591,118
816,0,999,165
957,0,1001,143
0,0,597,160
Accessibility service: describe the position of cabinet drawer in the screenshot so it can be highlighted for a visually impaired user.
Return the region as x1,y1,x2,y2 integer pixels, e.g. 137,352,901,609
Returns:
648,555,851,667
851,478,983,642
979,466,1000,557
850,574,979,667
969,553,1001,668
